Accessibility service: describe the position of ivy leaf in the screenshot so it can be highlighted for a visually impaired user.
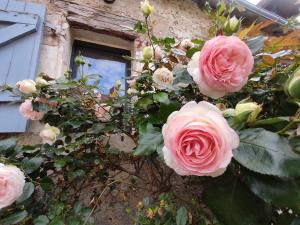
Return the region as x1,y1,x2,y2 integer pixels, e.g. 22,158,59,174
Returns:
234,128,300,177
176,207,188,225
17,182,34,203
203,175,271,225
22,157,43,174
134,123,163,156
153,92,170,104
2,210,28,225
242,170,300,213
33,215,50,225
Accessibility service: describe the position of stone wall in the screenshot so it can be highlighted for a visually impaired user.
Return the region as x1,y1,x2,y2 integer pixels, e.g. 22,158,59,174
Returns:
27,0,210,78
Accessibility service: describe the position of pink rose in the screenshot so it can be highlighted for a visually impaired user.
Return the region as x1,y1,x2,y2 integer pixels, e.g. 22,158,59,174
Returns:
0,164,25,209
19,99,44,120
162,101,239,177
188,36,254,99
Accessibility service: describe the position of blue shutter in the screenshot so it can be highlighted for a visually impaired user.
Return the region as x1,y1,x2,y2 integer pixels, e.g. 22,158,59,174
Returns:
0,0,46,133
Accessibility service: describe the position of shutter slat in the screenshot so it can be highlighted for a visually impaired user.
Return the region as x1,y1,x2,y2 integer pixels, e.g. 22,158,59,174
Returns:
6,0,25,11
0,10,39,25
0,0,9,10
0,24,37,47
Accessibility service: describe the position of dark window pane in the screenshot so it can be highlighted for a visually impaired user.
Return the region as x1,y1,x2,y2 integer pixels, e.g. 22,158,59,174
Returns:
71,40,131,96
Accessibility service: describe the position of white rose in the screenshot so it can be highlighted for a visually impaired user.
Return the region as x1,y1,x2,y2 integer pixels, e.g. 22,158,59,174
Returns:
16,80,36,94
0,165,25,209
39,123,60,145
152,68,174,89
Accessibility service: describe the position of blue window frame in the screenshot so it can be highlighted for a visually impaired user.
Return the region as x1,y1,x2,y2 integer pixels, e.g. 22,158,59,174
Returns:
70,40,131,96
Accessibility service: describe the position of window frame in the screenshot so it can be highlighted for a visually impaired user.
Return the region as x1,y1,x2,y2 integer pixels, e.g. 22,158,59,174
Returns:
70,40,131,92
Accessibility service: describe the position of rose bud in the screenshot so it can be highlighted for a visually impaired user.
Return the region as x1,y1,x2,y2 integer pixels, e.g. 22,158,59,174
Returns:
140,0,154,17
142,46,154,61
224,16,241,34
39,123,60,145
114,80,122,90
0,164,25,209
285,67,300,100
36,77,49,87
235,101,262,123
16,80,36,94
152,68,174,89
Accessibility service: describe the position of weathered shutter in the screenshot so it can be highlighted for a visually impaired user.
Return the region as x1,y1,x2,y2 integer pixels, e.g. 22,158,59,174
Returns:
0,0,46,133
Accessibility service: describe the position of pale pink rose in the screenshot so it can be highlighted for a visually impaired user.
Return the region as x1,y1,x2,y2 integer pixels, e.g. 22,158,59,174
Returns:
162,101,239,177
19,99,44,120
16,80,36,94
39,123,60,145
0,164,25,209
187,36,254,99
95,104,111,121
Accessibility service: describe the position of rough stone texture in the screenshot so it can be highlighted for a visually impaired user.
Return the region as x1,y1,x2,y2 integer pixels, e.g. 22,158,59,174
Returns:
24,0,210,79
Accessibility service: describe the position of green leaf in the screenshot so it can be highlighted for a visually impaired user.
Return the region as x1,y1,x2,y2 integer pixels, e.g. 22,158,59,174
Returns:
40,177,55,192
34,215,50,225
0,137,17,152
234,128,300,177
73,201,83,214
2,210,28,225
203,175,271,225
17,182,34,203
289,137,300,154
176,207,188,225
173,69,194,88
22,157,43,174
242,171,300,212
137,96,153,110
186,48,199,58
134,123,163,156
249,117,290,131
48,217,64,225
153,92,170,104
134,21,147,34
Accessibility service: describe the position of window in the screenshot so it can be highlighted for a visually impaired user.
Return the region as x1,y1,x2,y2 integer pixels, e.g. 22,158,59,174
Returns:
70,40,131,96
